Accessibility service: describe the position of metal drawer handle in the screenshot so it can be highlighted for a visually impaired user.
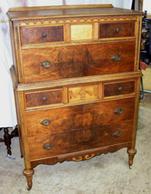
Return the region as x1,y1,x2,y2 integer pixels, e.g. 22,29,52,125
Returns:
43,143,54,150
117,86,123,91
112,130,121,138
114,107,124,115
40,119,51,126
41,32,48,38
41,61,51,69
111,54,121,62
114,27,120,33
42,96,48,101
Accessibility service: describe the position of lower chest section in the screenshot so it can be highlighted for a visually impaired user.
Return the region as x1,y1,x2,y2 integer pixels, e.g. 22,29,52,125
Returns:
23,97,135,161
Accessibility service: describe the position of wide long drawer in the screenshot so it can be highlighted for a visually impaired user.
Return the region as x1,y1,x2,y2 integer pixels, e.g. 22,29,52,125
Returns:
28,120,133,160
20,40,135,83
24,98,135,160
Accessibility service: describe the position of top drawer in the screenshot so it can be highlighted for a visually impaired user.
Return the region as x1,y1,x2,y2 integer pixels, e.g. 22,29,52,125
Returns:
20,25,64,45
99,21,135,38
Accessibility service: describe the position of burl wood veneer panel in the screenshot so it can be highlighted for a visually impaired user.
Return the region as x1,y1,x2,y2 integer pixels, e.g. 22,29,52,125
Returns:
104,80,135,97
25,97,135,160
20,26,64,45
28,120,133,160
99,21,135,38
25,88,63,107
20,40,135,83
68,84,99,103
25,97,135,137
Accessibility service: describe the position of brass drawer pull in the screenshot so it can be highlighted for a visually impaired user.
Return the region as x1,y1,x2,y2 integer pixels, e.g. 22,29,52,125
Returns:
111,54,121,62
114,107,124,115
114,27,120,33
41,61,51,69
112,130,121,138
42,96,48,101
41,32,48,38
40,119,51,126
117,86,123,91
43,143,54,150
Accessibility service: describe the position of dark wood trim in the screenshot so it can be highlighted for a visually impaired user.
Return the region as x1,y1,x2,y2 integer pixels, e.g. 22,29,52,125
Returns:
0,126,18,155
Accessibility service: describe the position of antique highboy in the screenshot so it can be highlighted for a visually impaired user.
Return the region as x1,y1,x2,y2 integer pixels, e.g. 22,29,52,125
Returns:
8,4,142,190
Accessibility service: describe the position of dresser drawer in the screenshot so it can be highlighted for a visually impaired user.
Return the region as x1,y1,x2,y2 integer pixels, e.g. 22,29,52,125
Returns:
25,97,135,137
99,21,135,38
68,83,100,104
104,80,135,97
20,25,64,45
28,120,133,160
20,40,135,83
25,88,63,108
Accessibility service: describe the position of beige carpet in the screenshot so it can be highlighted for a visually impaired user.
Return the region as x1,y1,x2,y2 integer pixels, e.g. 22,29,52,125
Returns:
0,104,151,194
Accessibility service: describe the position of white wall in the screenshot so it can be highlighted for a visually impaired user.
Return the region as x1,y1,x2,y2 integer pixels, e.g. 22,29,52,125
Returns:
27,0,132,9
143,0,151,14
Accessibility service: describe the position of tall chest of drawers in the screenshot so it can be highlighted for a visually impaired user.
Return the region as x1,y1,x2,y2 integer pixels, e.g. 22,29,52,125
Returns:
8,4,142,190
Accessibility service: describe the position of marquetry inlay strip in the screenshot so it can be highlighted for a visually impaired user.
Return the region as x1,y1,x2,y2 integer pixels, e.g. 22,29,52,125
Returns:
19,16,137,27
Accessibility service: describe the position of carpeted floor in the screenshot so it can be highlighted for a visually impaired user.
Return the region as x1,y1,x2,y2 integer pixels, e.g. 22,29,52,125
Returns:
0,97,151,194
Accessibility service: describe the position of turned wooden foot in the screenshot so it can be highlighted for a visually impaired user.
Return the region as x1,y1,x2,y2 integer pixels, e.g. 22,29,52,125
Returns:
23,169,34,190
127,148,137,168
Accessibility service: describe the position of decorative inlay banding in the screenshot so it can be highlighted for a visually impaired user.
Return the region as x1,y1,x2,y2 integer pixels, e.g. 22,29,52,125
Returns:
19,16,137,26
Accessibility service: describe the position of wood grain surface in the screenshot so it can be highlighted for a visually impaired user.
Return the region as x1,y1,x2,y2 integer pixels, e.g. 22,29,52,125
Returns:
21,40,135,83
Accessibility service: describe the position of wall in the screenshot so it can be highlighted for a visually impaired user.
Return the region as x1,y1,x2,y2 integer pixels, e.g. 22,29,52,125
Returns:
143,0,151,14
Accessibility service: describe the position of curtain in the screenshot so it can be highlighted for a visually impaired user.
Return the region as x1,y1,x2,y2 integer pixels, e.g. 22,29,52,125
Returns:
0,0,132,128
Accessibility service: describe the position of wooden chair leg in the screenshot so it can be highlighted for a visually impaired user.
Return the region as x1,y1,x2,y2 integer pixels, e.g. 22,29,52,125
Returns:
3,128,12,155
1,126,19,156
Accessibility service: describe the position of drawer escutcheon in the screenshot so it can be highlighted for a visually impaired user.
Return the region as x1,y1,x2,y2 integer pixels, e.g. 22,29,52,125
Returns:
112,130,122,138
111,54,121,62
40,61,51,69
43,143,54,150
114,107,124,115
40,119,51,126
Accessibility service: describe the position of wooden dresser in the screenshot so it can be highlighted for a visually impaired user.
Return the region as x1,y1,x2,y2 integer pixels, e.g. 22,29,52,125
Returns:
8,4,142,190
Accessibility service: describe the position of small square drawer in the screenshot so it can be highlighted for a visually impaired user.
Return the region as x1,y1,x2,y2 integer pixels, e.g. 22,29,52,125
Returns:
103,80,135,97
99,21,135,38
25,88,63,108
70,24,93,41
20,25,64,45
68,84,100,104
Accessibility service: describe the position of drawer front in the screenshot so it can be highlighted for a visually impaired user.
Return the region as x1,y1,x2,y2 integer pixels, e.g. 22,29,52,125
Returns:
68,84,99,104
25,88,63,108
104,80,135,97
21,41,135,83
20,25,64,45
99,21,135,38
28,120,133,160
25,98,135,160
70,24,93,41
25,98,135,137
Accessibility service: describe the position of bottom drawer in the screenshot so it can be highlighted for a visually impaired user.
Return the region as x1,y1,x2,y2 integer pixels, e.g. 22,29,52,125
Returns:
28,120,134,160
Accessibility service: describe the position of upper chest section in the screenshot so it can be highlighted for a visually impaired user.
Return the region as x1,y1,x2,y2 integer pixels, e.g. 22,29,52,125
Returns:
8,5,142,84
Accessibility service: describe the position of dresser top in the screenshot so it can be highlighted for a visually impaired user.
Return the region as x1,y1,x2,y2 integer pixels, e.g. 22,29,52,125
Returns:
8,4,143,21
